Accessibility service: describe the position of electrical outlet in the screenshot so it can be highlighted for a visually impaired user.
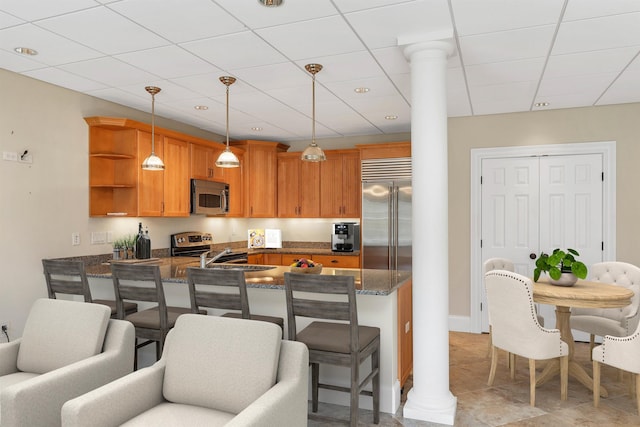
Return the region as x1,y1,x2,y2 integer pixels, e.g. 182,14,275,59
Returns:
2,151,18,161
71,232,80,246
106,231,113,243
91,231,107,245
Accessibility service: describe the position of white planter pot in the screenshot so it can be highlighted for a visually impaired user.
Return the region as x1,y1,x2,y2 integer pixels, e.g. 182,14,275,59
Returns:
549,272,578,287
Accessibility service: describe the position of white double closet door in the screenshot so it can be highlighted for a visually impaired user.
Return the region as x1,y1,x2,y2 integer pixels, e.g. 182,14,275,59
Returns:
481,153,603,340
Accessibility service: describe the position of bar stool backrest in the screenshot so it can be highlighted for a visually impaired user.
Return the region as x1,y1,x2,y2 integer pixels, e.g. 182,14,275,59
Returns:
42,259,92,302
186,267,250,317
111,263,166,322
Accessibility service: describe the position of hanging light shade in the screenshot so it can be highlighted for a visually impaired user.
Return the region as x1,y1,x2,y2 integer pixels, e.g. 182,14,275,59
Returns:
301,63,326,162
142,86,165,170
215,76,240,168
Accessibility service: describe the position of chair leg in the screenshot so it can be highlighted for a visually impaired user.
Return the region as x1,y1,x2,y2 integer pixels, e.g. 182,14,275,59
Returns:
311,363,319,413
372,345,380,424
488,345,498,386
350,354,359,427
529,359,536,407
593,360,601,408
510,353,517,379
635,373,640,416
560,355,568,401
589,334,595,361
155,340,162,361
487,327,492,358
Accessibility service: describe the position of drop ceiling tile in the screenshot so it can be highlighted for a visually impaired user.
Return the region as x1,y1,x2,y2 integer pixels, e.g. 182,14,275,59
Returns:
59,56,159,86
465,58,545,87
293,50,385,83
115,45,218,80
538,73,617,99
119,80,202,102
0,10,24,28
470,80,537,115
553,13,640,55
109,0,245,44
324,76,401,103
181,31,288,71
545,47,639,78
345,1,452,49
37,6,168,55
389,73,411,101
24,66,107,92
215,0,338,28
563,0,640,21
0,47,46,72
231,62,308,92
452,0,562,36
597,56,640,105
0,0,98,21
371,47,410,75
256,15,364,60
333,0,414,14
265,84,334,111
0,24,103,65
87,87,149,110
460,25,555,65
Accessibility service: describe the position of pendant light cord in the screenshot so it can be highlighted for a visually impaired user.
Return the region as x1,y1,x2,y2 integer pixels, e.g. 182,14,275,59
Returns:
226,83,230,148
311,71,316,145
151,91,156,155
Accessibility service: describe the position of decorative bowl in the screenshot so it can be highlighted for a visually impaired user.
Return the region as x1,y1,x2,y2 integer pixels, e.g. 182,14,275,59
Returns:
290,264,323,274
549,272,578,287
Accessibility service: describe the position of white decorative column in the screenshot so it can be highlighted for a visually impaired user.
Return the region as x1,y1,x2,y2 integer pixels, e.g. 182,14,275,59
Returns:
400,35,457,425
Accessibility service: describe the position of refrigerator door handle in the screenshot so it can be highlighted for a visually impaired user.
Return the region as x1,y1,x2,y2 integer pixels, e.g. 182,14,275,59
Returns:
392,185,399,271
388,184,394,270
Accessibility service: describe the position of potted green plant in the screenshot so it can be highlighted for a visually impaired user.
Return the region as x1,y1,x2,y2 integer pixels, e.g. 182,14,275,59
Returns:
533,248,588,286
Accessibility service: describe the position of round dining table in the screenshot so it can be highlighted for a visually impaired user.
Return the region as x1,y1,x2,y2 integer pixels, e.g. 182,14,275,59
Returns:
533,279,634,397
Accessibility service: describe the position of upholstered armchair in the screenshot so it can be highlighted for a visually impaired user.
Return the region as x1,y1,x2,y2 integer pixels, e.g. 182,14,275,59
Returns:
0,298,134,427
61,314,309,427
571,261,640,354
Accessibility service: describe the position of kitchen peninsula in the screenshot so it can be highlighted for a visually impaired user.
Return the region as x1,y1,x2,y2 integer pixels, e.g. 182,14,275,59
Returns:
84,258,411,414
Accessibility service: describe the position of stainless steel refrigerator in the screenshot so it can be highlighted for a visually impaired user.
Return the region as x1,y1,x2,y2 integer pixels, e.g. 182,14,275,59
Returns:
361,158,412,272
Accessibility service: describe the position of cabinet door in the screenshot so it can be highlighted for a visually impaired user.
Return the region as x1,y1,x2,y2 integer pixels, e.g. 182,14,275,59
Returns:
191,144,224,181
138,131,164,216
223,151,244,217
263,253,282,266
299,160,320,217
340,151,361,217
247,144,278,217
277,156,300,217
163,137,190,217
282,254,312,266
320,150,360,218
313,254,360,268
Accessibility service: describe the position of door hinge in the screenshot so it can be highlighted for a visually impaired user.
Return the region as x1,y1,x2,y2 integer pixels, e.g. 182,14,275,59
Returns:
601,172,604,181
480,302,483,311
480,239,483,248
480,175,483,184
602,241,604,251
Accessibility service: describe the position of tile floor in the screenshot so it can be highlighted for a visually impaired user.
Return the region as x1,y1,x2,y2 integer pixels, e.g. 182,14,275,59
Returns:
308,331,640,426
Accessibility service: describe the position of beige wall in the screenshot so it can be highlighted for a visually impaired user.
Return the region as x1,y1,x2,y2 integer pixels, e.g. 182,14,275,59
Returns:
447,104,640,317
2,67,639,337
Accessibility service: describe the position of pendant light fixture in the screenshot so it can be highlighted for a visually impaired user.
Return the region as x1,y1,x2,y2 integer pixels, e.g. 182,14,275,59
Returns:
301,63,326,162
215,76,240,168
141,86,165,170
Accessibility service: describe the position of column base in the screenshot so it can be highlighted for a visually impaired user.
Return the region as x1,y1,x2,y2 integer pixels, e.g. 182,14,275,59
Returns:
403,390,457,425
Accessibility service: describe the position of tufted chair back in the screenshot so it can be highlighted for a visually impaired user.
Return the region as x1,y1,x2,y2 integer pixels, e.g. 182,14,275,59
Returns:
483,258,515,274
572,261,640,335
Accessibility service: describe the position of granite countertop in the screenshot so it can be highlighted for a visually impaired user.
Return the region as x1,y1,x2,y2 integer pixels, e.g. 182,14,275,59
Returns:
85,257,409,296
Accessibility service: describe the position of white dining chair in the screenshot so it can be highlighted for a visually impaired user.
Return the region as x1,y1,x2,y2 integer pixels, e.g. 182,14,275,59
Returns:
571,261,640,356
485,270,568,406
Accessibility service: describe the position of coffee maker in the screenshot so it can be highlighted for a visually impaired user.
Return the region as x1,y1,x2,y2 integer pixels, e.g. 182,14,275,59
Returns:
331,222,360,252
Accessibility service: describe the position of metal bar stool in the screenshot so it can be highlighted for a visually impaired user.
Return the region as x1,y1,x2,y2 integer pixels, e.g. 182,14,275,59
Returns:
42,258,137,318
186,267,284,332
284,272,380,426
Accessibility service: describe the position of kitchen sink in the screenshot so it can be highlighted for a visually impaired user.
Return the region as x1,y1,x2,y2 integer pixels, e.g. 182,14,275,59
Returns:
206,264,276,272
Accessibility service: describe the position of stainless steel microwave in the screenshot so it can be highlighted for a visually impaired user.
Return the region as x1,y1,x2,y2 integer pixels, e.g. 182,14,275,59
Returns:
191,179,229,215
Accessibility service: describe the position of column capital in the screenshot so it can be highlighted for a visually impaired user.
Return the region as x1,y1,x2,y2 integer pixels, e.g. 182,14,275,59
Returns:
399,30,456,61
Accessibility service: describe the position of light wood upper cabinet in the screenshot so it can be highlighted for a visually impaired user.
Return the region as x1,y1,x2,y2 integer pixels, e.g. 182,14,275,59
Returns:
138,134,190,217
190,143,225,181
162,137,190,217
86,116,226,217
231,140,288,218
223,149,244,217
277,152,320,217
356,141,411,159
319,149,361,218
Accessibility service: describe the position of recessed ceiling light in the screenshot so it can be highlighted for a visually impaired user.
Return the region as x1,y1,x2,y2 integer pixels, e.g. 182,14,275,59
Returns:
534,102,550,107
194,105,208,110
14,47,37,55
251,127,263,131
385,115,398,120
354,87,370,94
258,0,283,6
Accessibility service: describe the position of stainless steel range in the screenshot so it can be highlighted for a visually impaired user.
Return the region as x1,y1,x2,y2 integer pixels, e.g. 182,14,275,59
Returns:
170,232,247,263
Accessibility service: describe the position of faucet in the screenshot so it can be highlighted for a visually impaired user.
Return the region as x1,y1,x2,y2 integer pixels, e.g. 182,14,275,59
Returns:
200,248,232,268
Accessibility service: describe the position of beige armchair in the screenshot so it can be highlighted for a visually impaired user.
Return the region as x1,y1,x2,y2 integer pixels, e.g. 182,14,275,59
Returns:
61,314,309,427
571,261,640,354
0,298,134,427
